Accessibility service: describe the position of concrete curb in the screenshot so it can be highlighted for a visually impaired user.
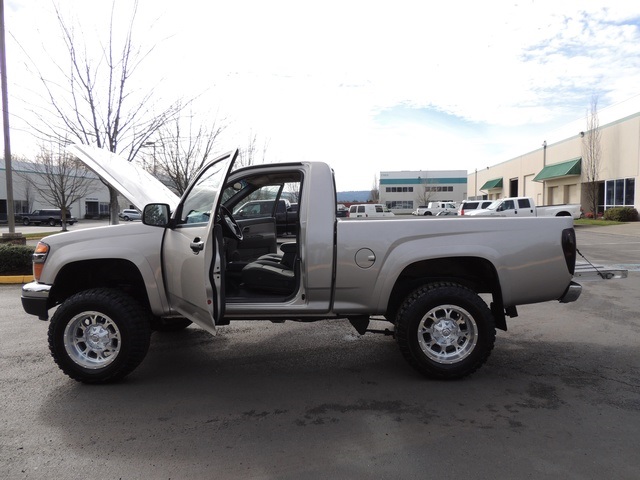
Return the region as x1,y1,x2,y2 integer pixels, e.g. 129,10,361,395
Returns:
0,275,34,284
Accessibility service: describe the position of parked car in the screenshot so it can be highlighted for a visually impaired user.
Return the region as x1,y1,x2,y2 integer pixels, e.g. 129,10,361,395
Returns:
466,197,582,219
336,203,348,217
348,204,395,218
458,200,493,216
413,201,458,216
118,209,141,221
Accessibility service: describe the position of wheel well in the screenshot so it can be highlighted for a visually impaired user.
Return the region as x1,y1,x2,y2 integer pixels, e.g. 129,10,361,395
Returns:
386,256,503,324
555,211,571,216
49,259,150,311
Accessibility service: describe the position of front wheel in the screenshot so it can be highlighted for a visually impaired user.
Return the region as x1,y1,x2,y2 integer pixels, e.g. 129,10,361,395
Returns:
48,218,56,227
395,282,496,379
48,288,152,384
22,218,30,226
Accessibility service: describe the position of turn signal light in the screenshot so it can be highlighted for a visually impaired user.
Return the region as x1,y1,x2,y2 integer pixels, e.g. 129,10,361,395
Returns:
32,242,50,281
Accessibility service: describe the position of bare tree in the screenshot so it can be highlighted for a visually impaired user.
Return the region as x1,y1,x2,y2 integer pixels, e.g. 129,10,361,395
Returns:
416,181,436,207
22,1,183,223
17,143,94,231
236,131,269,169
368,174,380,203
582,96,602,218
151,110,226,195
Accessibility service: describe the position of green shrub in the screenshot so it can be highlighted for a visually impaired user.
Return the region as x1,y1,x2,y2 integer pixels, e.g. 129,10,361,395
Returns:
0,244,34,275
603,207,639,222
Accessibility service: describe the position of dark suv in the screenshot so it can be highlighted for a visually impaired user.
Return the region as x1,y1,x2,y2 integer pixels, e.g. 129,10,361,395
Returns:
21,209,77,226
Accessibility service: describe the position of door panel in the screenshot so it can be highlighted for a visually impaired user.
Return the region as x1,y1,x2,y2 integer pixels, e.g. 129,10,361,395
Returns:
162,151,237,333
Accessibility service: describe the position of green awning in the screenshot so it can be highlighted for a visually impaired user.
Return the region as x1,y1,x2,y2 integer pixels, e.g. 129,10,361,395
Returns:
534,157,582,182
480,178,503,190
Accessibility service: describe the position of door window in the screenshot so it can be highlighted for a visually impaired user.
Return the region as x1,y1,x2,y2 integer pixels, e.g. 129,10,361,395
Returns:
178,162,230,225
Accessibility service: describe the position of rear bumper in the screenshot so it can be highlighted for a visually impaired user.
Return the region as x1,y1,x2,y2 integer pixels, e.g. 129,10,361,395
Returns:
559,281,582,303
21,282,51,320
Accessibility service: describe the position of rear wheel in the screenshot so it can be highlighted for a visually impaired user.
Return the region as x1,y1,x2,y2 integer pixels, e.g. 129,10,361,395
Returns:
48,288,152,384
424,211,432,216
395,282,496,379
22,218,30,226
48,218,56,226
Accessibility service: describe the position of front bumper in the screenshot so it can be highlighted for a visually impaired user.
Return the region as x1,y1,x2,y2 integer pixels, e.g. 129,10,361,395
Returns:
21,282,51,320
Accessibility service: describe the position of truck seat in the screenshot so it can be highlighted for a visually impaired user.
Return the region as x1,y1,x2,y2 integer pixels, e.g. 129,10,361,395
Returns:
241,261,295,294
256,242,297,268
242,242,297,294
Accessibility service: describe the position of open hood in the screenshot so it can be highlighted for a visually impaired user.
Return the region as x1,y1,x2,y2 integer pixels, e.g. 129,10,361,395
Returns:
68,144,180,211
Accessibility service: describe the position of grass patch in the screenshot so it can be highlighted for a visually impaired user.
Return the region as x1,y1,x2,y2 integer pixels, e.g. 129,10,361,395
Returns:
574,218,623,226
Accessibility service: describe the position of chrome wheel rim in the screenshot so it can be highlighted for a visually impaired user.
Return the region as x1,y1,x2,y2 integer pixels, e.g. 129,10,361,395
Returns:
63,311,122,369
417,304,478,364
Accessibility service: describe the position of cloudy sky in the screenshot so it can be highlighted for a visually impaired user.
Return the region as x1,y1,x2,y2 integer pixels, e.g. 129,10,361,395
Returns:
4,0,640,191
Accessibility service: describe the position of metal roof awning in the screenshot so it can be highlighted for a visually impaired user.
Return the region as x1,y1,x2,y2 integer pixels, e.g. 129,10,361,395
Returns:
480,178,503,190
534,157,582,182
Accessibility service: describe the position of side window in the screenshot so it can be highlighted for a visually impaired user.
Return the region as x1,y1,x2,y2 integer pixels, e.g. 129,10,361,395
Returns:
518,199,531,208
503,200,515,210
375,205,383,213
349,206,356,213
358,206,365,213
222,173,301,220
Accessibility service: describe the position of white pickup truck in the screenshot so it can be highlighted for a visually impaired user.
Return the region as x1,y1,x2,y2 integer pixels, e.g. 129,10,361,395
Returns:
413,201,458,216
22,146,584,384
467,196,582,219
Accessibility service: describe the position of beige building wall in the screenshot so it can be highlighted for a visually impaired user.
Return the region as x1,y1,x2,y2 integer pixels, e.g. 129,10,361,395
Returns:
470,111,640,212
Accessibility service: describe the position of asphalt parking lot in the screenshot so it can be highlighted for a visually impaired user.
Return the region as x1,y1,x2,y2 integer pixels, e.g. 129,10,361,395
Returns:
1,222,639,479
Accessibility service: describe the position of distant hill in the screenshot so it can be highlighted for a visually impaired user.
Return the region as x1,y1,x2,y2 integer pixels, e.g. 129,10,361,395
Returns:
337,191,370,202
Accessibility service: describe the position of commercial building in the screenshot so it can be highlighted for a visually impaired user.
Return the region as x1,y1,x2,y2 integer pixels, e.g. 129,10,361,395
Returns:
379,170,467,214
1,158,113,222
470,111,640,215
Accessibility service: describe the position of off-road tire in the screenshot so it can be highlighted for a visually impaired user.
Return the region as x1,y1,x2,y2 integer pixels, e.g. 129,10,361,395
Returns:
395,282,496,379
48,288,152,384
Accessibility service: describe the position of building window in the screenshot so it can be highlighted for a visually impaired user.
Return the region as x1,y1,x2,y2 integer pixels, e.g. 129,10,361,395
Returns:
386,200,414,209
604,178,635,208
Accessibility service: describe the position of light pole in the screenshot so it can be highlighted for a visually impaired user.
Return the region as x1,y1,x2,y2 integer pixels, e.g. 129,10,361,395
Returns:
143,141,157,175
0,0,20,240
542,140,547,205
474,168,477,199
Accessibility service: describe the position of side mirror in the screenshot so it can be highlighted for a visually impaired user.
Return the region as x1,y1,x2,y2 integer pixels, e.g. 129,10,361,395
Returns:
143,203,170,227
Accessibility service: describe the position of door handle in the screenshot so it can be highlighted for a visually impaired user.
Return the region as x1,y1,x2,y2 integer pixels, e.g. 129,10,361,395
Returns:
190,237,204,254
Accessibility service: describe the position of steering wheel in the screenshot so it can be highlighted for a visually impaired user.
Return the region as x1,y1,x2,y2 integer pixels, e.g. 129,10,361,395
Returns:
220,205,243,241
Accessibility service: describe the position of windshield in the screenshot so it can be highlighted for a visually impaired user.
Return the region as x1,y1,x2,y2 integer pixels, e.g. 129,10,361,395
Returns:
486,200,501,210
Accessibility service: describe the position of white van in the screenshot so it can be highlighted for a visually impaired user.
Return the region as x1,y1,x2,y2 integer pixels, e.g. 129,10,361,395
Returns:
348,204,395,218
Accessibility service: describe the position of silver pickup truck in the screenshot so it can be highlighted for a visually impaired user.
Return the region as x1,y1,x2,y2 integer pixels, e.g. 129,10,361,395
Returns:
22,145,583,384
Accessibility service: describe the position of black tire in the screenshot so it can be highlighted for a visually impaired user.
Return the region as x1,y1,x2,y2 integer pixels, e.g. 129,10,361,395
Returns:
152,317,193,332
22,218,30,226
48,218,56,227
424,211,432,216
123,216,130,221
48,288,152,384
395,282,496,379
